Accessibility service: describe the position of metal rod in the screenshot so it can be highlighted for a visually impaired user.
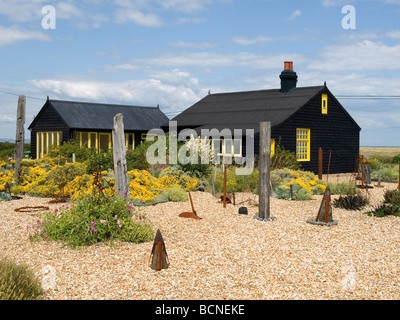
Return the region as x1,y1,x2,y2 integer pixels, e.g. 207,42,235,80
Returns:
325,192,330,223
188,192,195,214
223,167,227,208
318,147,323,180
326,150,332,182
156,241,162,271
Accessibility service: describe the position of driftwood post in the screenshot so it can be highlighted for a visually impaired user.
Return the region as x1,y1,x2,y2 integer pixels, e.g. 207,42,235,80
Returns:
14,95,26,183
257,122,275,221
112,113,130,198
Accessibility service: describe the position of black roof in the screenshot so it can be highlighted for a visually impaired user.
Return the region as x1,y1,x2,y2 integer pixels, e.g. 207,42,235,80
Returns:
168,85,359,133
29,99,169,131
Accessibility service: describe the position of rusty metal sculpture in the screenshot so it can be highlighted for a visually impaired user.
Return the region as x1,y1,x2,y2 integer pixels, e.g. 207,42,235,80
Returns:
178,192,202,219
306,186,337,226
149,229,170,271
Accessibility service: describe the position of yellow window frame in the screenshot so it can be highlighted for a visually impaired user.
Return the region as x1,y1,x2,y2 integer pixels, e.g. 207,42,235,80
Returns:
212,139,242,157
141,133,156,141
36,131,62,159
99,133,112,152
271,139,275,156
126,133,135,151
296,128,310,161
322,94,328,114
76,132,99,150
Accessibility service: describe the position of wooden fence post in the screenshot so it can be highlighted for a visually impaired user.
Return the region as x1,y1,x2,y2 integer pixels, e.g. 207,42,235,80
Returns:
14,95,26,183
398,162,400,191
257,122,275,221
318,147,323,180
112,113,130,198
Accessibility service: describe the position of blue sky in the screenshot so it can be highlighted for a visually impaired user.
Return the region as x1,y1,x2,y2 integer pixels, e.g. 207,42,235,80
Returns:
1,0,400,146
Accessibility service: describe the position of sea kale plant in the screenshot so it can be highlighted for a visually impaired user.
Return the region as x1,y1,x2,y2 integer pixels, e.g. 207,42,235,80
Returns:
27,193,154,249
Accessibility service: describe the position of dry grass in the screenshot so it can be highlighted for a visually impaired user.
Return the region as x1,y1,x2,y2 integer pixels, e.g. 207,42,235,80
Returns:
360,147,400,161
1,177,400,300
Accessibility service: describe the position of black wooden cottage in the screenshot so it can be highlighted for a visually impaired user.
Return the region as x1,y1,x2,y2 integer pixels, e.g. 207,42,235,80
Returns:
28,98,169,159
166,61,361,174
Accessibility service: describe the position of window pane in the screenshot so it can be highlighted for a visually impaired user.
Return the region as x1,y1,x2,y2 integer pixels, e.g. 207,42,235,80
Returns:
90,133,97,149
99,134,110,152
225,140,232,155
81,132,89,147
234,139,241,155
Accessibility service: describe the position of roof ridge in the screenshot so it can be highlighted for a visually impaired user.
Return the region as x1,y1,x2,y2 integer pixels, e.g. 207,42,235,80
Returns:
208,85,325,96
49,99,159,109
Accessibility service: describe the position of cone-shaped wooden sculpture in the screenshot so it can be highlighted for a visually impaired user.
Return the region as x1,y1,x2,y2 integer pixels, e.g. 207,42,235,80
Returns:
150,229,170,271
306,186,338,226
178,192,202,219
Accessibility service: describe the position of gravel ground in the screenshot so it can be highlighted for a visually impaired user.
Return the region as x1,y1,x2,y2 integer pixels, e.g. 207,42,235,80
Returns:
1,174,400,300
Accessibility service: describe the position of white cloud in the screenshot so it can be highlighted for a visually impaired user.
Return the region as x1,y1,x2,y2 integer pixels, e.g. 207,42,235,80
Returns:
386,30,400,39
0,26,51,46
0,0,45,22
308,40,400,72
157,0,212,13
114,8,163,26
169,40,217,49
288,10,301,21
130,51,307,70
232,36,275,46
30,75,203,113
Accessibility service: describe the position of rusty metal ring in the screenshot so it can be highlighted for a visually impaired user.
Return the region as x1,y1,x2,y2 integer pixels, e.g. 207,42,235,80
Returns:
14,206,50,213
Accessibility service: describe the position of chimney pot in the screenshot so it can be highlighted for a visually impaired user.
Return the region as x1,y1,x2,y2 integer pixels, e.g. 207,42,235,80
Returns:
284,61,293,71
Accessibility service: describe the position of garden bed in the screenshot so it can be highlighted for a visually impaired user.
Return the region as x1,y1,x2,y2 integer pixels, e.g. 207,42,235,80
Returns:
1,176,400,300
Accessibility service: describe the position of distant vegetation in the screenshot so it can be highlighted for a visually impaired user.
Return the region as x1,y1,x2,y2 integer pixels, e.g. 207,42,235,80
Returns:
0,142,30,159
360,147,400,181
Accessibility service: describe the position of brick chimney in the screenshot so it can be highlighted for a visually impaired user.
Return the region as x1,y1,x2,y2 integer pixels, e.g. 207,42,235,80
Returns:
280,61,298,92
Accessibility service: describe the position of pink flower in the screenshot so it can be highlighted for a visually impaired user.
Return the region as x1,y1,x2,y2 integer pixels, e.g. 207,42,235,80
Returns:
91,221,96,226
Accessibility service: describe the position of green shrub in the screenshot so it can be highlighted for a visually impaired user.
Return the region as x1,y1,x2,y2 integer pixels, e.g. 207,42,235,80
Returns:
0,258,43,300
383,189,400,206
271,141,301,170
326,181,359,195
365,203,400,217
392,154,400,164
28,194,154,248
0,191,11,202
274,184,313,201
370,164,399,181
165,185,189,202
333,194,369,210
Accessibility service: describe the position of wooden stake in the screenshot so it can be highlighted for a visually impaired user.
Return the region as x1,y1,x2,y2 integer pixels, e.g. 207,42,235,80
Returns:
223,167,227,208
258,122,272,220
112,113,130,198
398,162,400,191
14,95,26,183
318,147,323,180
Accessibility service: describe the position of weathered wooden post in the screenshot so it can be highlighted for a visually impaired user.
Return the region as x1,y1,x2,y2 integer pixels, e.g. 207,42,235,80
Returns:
256,122,275,221
14,95,26,183
394,162,400,190
112,113,130,198
318,147,323,180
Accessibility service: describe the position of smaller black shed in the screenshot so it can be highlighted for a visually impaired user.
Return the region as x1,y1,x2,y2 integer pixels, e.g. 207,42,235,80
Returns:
28,98,169,159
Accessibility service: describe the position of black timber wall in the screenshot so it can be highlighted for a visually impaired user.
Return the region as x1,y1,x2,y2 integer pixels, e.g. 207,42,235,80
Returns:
29,102,70,159
267,88,360,174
